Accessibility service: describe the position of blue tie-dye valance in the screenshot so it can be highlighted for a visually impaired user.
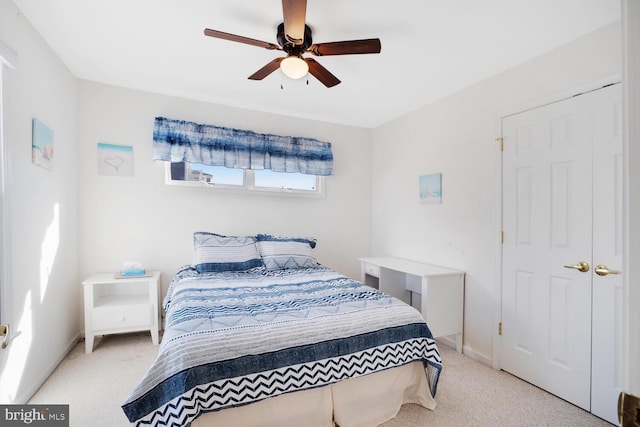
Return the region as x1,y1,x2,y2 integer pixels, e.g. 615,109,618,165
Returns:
152,117,333,176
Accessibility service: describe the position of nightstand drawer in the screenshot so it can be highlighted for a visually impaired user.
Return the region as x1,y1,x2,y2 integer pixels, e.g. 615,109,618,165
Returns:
363,263,381,278
92,304,151,331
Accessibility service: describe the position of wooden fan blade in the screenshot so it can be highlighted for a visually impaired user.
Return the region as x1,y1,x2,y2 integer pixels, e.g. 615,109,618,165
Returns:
282,0,307,45
204,28,280,50
305,58,340,87
248,58,284,80
308,38,381,56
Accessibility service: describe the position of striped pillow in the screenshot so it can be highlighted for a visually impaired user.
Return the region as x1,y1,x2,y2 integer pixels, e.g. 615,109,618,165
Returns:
193,232,264,273
255,234,318,270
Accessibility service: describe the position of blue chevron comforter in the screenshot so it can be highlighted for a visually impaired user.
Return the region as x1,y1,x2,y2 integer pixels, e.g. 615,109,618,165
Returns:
122,265,442,427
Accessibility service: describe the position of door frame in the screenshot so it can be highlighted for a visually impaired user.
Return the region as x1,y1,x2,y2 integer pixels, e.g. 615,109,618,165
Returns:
622,0,640,397
493,75,621,371
0,58,5,334
0,38,17,353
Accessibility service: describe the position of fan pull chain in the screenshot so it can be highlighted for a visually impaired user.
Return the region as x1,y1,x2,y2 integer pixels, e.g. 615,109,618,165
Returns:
279,79,310,90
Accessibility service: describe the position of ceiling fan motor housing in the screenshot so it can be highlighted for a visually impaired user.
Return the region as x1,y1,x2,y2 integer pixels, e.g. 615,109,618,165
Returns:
277,23,313,55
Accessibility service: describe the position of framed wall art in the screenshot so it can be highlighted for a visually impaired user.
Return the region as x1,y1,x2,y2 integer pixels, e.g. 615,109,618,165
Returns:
419,173,442,204
32,118,54,171
97,142,134,176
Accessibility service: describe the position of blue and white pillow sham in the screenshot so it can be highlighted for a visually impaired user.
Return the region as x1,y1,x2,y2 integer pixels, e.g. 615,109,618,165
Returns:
192,232,264,273
255,234,318,271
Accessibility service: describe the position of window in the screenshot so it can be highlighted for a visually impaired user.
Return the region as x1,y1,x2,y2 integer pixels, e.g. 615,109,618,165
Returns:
169,162,243,186
166,162,324,197
254,169,317,191
154,117,332,198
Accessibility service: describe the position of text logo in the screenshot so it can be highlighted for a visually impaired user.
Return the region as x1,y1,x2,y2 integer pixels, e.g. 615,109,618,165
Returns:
0,405,68,426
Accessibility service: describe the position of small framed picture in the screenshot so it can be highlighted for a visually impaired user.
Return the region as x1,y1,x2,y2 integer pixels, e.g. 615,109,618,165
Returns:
419,173,442,204
97,143,134,176
32,118,54,171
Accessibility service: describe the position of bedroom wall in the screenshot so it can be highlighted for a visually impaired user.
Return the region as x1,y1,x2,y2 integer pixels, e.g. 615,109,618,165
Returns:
76,81,372,297
0,0,79,403
370,22,622,364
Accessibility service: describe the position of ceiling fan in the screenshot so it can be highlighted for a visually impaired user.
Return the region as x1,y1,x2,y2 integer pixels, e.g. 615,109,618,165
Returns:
203,0,381,88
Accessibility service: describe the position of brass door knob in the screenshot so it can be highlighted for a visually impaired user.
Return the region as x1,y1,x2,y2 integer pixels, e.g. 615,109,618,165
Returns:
563,261,590,273
594,265,620,276
0,324,9,350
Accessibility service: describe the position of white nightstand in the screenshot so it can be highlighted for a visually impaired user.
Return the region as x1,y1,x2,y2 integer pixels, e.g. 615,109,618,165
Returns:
82,271,161,353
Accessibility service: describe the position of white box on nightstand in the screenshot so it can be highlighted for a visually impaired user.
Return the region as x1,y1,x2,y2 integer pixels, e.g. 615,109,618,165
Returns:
82,271,161,353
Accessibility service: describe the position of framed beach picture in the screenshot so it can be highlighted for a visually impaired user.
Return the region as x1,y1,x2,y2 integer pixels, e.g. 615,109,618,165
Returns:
419,173,442,204
32,118,54,171
97,142,134,176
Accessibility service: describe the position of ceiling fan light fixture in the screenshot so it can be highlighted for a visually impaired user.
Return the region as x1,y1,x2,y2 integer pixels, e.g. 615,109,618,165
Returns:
280,56,309,79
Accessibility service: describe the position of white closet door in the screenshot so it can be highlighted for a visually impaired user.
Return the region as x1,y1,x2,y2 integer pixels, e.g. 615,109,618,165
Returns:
501,92,594,410
501,84,622,423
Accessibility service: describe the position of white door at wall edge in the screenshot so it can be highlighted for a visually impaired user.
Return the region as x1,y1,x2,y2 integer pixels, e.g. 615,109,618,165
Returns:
590,84,623,424
501,83,622,424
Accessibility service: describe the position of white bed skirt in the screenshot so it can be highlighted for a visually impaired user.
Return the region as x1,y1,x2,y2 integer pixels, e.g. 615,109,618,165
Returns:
191,361,436,427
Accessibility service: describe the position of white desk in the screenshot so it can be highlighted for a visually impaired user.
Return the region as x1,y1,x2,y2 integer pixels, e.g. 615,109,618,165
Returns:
359,257,465,352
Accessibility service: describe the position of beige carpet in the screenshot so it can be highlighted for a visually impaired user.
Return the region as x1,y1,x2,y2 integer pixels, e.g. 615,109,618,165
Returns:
29,332,613,427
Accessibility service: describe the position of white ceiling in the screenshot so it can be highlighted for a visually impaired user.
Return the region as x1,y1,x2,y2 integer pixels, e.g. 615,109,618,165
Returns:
13,0,620,128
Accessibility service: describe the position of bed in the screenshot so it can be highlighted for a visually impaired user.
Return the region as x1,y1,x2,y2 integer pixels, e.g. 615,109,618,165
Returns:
122,233,442,427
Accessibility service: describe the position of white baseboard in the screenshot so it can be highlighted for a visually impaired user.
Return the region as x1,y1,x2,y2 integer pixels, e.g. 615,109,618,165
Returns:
16,332,81,404
462,343,493,366
437,335,458,351
437,336,494,367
